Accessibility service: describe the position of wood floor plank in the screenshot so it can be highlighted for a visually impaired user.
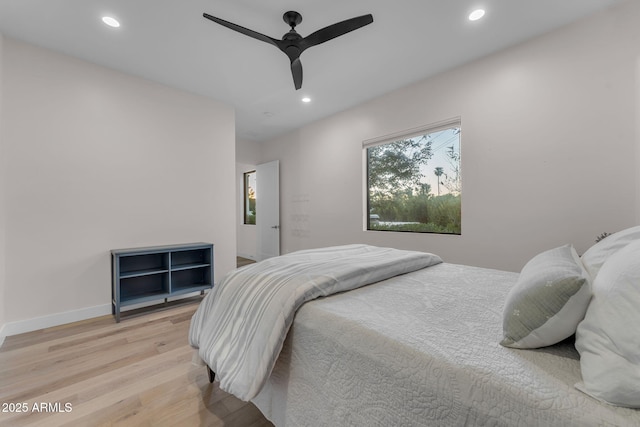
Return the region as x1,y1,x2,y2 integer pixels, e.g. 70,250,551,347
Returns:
0,301,273,427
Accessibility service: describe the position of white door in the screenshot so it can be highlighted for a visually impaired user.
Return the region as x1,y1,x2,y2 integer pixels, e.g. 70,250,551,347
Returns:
256,160,280,260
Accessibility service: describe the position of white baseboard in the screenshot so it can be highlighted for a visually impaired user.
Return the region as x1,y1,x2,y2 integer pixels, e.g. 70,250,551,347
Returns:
1,304,112,339
0,292,210,346
0,293,208,345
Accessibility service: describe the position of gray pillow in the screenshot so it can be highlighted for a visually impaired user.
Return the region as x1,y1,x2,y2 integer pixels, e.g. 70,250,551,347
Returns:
501,244,591,349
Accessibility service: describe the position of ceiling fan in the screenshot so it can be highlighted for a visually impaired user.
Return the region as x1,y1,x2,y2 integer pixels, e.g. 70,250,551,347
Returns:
203,11,374,90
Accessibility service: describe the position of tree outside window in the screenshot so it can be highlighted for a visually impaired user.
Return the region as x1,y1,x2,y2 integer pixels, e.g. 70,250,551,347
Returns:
366,122,461,234
244,171,256,225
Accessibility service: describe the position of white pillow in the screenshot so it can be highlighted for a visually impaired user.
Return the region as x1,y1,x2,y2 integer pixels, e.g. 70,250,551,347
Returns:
501,245,591,349
575,239,640,408
581,225,640,280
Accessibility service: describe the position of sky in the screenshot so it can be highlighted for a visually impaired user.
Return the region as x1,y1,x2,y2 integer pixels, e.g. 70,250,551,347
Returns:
418,127,461,196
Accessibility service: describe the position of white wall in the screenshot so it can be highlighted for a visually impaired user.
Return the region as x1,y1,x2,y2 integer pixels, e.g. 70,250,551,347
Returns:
637,56,640,224
236,138,263,260
1,37,236,333
262,1,640,272
0,33,6,343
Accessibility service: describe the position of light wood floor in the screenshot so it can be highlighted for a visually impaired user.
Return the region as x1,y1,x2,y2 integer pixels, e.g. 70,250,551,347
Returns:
0,299,274,427
236,257,256,268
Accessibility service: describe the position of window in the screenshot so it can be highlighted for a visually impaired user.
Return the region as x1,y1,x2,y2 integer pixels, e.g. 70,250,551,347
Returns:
244,171,256,225
364,120,461,234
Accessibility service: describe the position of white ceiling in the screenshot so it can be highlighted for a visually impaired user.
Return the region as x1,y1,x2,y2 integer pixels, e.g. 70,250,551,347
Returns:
0,0,624,142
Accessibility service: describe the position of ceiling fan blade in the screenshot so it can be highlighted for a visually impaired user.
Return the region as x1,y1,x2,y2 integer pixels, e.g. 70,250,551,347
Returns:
291,58,303,90
203,13,279,48
301,14,373,50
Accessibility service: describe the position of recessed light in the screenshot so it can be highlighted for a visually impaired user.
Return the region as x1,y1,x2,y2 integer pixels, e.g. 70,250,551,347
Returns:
102,16,120,28
468,9,485,21
301,97,311,103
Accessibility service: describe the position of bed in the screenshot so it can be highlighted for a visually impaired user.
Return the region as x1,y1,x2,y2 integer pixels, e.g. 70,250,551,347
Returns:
189,240,640,426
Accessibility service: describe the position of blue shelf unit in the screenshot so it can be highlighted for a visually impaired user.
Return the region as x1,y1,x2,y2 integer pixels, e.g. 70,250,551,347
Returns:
111,243,213,322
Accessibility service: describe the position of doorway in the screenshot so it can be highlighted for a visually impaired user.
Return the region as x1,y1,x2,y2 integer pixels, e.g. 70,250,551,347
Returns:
255,160,280,261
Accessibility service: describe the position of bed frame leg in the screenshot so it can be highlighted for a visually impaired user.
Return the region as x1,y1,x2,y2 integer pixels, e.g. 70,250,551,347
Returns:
207,366,215,383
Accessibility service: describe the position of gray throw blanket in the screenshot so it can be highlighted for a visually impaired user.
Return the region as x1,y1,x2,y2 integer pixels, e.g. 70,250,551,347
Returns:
189,244,442,401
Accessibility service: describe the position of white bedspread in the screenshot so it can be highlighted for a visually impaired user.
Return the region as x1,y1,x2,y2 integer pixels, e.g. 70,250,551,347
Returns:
252,262,640,426
189,244,442,401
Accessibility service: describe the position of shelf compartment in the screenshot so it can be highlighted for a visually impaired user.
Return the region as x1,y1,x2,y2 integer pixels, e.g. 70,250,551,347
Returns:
171,267,211,293
120,274,169,303
120,253,169,276
171,248,212,270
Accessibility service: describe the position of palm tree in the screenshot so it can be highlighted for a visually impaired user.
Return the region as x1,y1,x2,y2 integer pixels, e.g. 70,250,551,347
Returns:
434,167,444,195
